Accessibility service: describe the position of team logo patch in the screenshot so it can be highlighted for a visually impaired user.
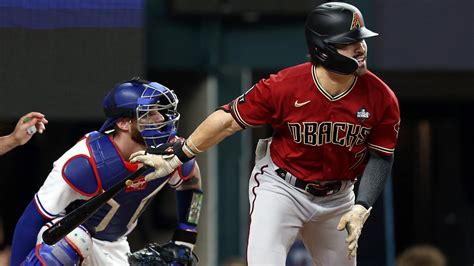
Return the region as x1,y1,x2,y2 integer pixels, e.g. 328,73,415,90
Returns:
238,85,256,103
237,94,245,103
351,12,363,30
125,175,148,192
356,107,370,122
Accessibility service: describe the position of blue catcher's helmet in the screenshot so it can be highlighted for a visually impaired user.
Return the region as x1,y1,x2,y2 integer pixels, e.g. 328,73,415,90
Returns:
99,78,146,133
136,82,180,148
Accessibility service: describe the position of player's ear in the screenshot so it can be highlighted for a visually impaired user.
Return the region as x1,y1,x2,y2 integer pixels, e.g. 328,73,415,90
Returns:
115,118,132,131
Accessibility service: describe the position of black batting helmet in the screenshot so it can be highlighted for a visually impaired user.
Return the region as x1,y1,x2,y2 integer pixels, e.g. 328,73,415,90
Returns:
305,2,378,75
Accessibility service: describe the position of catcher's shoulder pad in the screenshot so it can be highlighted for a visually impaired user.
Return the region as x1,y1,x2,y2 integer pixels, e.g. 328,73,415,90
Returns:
62,155,100,196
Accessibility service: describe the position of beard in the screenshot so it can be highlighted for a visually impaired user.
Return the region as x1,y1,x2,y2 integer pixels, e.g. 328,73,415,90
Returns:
355,64,368,76
354,51,369,76
131,125,146,146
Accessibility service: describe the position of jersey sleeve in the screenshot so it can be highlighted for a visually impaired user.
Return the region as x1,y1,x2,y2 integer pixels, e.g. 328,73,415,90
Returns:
35,163,90,219
367,90,401,155
35,144,92,219
10,200,49,265
227,77,277,128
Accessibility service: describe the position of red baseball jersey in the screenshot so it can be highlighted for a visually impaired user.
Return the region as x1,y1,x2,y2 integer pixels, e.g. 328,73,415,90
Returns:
223,62,400,182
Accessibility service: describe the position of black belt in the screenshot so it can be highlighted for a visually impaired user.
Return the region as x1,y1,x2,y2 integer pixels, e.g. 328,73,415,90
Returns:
275,168,342,197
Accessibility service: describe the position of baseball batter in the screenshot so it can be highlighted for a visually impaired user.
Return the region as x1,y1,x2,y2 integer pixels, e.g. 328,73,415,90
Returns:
130,2,400,265
10,79,203,265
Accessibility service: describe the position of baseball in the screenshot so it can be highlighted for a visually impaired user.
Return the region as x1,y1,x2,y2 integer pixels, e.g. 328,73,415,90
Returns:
23,117,37,135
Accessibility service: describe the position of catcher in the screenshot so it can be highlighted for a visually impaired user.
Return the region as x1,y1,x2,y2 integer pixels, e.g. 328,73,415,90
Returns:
11,78,203,265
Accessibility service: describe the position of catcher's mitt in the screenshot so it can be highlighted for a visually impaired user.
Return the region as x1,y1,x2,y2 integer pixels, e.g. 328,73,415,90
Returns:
128,242,198,266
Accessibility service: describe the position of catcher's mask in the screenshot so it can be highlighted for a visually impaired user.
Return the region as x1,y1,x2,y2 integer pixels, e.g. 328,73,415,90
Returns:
305,2,378,75
136,82,180,148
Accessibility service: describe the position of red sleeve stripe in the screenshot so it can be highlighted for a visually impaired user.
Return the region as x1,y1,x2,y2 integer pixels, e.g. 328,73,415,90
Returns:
367,143,395,154
231,100,257,128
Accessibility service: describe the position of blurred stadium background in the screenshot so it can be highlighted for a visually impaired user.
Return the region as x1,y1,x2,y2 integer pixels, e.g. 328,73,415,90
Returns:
0,0,473,265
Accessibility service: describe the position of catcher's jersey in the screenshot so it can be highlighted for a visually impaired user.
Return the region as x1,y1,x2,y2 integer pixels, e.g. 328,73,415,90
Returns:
226,62,400,181
34,132,193,241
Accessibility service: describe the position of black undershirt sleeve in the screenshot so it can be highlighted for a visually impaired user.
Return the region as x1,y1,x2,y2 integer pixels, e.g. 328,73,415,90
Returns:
355,150,394,209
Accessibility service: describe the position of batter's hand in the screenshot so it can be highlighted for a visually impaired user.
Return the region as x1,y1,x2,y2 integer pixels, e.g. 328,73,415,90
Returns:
336,204,372,259
129,152,183,181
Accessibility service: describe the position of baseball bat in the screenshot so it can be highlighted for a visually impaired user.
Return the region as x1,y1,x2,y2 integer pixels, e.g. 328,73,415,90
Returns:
42,166,151,245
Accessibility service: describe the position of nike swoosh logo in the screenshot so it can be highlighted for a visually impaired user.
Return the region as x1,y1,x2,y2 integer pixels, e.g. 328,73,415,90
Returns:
294,100,311,107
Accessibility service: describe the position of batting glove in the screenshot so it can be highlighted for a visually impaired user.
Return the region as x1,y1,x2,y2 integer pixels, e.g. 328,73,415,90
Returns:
130,141,194,181
130,152,183,181
336,204,372,259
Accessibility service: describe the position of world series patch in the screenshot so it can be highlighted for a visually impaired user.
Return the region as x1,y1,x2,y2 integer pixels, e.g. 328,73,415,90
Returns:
356,107,370,122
